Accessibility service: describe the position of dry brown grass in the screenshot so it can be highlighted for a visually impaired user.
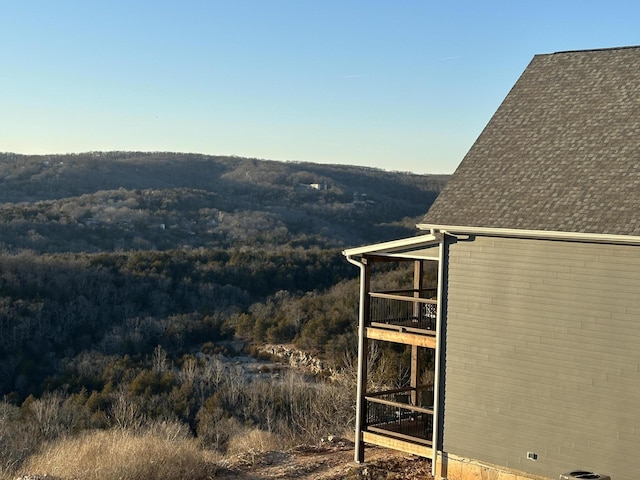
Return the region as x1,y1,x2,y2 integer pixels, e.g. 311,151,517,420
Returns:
226,427,279,456
18,428,218,480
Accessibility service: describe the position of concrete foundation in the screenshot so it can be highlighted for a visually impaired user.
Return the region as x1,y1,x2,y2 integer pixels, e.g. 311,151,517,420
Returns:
436,453,552,480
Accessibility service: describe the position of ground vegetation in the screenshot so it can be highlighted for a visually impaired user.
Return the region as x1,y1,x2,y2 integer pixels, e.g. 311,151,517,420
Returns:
0,152,446,478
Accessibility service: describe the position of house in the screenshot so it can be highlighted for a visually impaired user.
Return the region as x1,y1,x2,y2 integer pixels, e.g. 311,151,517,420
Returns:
343,46,640,480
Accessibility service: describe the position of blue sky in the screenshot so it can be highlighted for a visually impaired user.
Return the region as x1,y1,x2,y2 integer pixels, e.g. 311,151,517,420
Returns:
1,1,639,174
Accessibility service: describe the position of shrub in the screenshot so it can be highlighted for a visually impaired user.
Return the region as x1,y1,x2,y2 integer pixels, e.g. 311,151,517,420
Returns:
0,400,37,479
226,427,279,456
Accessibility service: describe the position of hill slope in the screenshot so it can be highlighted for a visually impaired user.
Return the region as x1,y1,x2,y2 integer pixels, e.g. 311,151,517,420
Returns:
0,152,445,479
0,152,448,253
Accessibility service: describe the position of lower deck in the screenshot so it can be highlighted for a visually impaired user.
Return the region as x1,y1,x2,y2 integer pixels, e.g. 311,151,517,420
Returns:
364,386,434,455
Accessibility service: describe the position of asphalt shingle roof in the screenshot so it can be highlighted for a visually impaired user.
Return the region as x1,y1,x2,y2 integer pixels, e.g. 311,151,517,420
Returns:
421,46,640,236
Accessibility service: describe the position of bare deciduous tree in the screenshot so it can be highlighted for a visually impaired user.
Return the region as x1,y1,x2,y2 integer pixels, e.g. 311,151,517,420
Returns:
109,389,144,432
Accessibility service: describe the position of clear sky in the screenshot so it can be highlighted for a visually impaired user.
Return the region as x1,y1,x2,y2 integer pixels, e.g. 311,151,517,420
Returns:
1,1,639,174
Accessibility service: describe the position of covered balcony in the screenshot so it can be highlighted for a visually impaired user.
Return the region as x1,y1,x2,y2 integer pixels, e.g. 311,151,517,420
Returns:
342,233,442,463
365,284,438,351
365,385,434,446
369,287,437,334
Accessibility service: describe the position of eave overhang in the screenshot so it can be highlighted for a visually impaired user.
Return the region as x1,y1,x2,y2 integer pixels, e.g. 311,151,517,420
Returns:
417,223,640,246
342,233,441,261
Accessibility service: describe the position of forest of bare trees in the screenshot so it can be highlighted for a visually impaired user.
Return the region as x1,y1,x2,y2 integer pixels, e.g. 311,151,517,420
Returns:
0,152,446,479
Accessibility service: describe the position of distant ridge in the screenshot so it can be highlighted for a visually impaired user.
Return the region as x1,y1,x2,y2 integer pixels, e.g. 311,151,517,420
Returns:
0,151,449,253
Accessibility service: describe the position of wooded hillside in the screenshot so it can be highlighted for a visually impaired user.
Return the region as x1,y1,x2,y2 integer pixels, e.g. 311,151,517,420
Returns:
0,152,447,253
0,152,447,478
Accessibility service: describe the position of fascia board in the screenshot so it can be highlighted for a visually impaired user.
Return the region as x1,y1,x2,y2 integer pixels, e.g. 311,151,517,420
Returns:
417,223,640,246
342,234,440,258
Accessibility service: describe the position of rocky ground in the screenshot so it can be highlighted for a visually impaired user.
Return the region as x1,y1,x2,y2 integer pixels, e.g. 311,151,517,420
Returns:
215,438,434,479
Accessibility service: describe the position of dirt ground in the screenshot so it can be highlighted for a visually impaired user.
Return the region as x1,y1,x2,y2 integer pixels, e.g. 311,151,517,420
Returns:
214,438,434,480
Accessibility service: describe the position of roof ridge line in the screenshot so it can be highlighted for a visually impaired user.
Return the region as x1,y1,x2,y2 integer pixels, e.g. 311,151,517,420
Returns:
548,45,640,55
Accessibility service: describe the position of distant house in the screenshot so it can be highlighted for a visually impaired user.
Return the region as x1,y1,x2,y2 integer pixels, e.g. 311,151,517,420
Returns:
343,46,640,480
297,182,328,191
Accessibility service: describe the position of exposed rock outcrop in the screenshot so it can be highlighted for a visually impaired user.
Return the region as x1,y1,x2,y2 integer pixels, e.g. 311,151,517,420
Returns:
260,344,338,377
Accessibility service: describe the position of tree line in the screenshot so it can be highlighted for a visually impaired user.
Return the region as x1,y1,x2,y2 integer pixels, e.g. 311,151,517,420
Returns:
0,246,395,478
0,247,356,402
0,152,447,253
0,151,446,477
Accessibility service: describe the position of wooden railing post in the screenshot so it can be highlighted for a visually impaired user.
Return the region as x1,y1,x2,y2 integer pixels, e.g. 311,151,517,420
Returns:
411,260,424,406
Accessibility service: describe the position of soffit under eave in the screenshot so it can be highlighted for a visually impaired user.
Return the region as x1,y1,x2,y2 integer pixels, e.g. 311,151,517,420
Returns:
363,248,440,262
342,234,441,260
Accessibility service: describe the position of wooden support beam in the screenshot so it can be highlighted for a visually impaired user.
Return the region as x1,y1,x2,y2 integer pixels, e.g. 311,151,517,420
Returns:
366,327,436,348
362,431,433,458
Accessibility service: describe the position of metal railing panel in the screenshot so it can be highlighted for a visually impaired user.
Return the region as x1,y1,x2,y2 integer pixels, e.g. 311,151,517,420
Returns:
369,291,437,331
364,387,434,445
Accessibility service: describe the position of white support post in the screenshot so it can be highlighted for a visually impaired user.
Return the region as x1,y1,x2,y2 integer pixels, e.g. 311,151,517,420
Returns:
432,236,446,477
350,256,370,463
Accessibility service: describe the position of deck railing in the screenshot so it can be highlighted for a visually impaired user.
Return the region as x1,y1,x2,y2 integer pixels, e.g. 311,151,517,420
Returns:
365,386,434,445
369,288,437,333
